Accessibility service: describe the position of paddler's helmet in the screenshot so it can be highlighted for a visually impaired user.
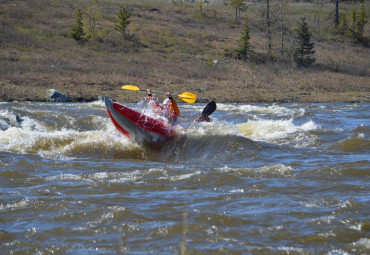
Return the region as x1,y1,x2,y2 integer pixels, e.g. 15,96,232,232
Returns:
163,92,171,105
163,98,170,105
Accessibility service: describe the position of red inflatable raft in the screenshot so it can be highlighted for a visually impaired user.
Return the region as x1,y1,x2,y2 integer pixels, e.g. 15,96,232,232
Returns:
104,97,177,144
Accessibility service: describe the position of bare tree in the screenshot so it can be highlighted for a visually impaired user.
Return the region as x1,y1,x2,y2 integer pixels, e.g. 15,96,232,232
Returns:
226,0,247,24
335,0,339,28
279,0,288,59
82,7,96,35
266,0,272,54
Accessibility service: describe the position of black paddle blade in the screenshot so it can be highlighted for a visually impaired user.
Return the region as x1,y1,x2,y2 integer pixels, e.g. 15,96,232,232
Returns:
201,101,217,117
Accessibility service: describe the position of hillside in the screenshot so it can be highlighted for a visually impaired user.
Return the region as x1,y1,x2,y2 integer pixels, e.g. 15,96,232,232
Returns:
0,0,369,103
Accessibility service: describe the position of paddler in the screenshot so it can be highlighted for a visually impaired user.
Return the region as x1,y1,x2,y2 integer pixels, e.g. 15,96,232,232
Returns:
146,89,180,125
193,114,211,123
193,101,217,123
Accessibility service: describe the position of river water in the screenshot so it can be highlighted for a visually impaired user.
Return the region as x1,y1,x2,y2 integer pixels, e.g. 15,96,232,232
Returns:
0,100,369,254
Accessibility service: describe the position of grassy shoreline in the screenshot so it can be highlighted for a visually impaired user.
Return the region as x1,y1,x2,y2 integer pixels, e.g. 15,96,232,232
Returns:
1,0,369,103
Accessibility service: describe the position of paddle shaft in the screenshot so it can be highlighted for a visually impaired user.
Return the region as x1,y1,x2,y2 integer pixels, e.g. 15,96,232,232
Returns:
139,89,167,96
121,85,196,103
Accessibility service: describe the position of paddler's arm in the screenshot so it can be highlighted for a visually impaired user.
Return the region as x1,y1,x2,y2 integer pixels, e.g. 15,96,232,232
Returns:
146,89,153,100
147,89,164,111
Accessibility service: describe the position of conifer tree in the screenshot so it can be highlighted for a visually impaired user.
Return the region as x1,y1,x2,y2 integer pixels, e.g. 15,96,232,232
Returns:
115,7,131,38
197,0,204,14
348,9,357,39
235,16,252,60
337,13,348,35
356,5,368,37
348,6,368,42
70,8,85,42
294,18,315,67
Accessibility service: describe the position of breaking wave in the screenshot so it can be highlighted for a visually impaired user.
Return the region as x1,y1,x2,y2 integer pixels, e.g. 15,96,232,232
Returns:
329,133,369,153
217,103,305,117
237,119,318,147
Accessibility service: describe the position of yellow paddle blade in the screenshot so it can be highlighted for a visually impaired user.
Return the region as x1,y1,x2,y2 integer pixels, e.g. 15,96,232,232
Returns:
178,92,196,104
121,85,140,91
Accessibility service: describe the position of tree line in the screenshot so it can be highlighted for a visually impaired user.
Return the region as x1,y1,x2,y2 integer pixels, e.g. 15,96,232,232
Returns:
69,1,368,69
232,0,368,67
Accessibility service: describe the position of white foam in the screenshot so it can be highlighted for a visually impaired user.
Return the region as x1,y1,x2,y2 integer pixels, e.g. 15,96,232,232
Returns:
108,205,126,212
257,164,294,175
278,246,306,254
47,170,138,183
21,115,48,131
0,109,16,120
109,170,146,183
326,250,350,255
217,103,305,117
180,103,205,112
217,164,294,177
0,199,29,211
319,231,336,238
46,173,84,182
54,168,202,184
352,238,370,249
302,201,322,208
91,115,108,125
0,110,137,159
237,119,317,147
0,118,10,130
184,120,237,136
77,100,106,110
339,200,352,209
230,188,244,193
0,109,22,130
309,215,336,224
343,221,363,231
169,171,201,181
238,119,316,139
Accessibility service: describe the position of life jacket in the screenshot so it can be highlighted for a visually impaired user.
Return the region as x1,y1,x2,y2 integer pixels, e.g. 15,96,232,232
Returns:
166,98,180,125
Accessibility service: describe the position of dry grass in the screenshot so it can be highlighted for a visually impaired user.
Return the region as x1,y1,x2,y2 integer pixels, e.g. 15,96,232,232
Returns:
0,0,369,103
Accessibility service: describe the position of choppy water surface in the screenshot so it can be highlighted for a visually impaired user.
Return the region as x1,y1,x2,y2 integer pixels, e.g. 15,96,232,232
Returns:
0,100,369,254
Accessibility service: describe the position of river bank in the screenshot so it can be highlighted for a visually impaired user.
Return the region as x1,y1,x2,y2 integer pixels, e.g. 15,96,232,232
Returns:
0,81,369,103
